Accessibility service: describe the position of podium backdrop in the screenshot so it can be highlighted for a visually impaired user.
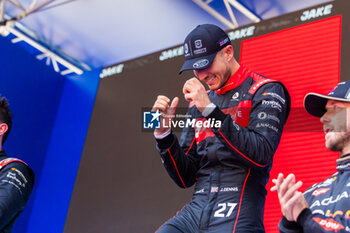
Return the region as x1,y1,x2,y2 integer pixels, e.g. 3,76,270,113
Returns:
64,1,349,232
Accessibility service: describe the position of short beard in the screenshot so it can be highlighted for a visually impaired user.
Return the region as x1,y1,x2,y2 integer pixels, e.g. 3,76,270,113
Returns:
326,133,350,152
327,140,344,152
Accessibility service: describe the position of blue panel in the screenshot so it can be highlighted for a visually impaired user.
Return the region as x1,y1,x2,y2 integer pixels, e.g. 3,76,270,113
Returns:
0,36,66,232
25,68,100,233
0,35,100,232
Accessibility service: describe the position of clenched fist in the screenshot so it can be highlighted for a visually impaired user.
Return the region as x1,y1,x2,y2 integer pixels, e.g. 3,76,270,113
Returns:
152,95,179,136
183,78,211,112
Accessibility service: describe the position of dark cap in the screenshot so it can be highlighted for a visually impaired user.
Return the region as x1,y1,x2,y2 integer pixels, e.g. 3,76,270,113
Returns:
179,24,231,74
304,81,350,117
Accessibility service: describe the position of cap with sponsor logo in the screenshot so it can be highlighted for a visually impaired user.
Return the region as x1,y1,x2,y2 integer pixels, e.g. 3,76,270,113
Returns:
179,24,231,74
304,81,350,117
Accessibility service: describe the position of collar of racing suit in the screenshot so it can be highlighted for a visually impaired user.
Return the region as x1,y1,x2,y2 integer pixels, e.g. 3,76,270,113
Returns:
0,150,7,159
336,154,350,171
215,65,251,95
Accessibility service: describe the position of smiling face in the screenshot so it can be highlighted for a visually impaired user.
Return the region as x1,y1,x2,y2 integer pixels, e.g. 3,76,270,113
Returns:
320,100,350,156
193,46,234,90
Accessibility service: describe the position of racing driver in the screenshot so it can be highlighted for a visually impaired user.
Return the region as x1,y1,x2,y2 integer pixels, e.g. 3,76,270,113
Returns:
152,24,290,233
271,81,350,232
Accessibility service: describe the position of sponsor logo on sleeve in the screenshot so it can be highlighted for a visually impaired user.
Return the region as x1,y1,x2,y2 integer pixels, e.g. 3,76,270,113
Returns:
312,217,344,232
1,180,22,194
336,162,350,170
310,191,349,209
320,177,337,187
11,168,27,183
5,169,28,189
311,209,350,219
312,188,331,197
262,92,285,104
258,112,280,123
304,176,337,195
262,100,282,112
256,123,279,133
1,168,29,195
258,112,267,119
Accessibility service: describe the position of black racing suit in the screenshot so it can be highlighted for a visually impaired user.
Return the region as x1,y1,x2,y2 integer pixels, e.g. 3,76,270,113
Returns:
279,154,350,233
0,151,34,233
156,66,290,233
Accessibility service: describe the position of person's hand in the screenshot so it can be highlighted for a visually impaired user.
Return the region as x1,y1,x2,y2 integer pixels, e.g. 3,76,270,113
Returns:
271,173,309,222
152,95,179,136
183,78,211,112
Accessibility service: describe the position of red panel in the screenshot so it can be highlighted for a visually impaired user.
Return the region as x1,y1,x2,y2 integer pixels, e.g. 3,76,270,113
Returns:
240,16,341,232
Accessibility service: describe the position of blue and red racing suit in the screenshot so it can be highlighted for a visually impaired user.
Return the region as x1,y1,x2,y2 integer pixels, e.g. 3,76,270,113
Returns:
279,154,350,233
156,66,290,233
0,151,34,233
